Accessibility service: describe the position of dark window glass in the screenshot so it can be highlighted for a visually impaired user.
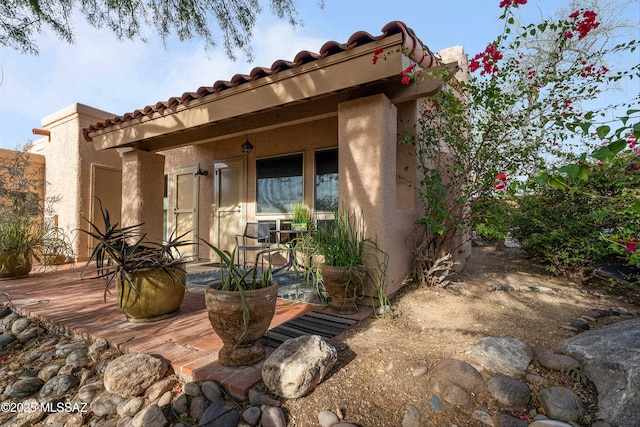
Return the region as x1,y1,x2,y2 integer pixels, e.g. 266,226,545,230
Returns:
315,149,338,212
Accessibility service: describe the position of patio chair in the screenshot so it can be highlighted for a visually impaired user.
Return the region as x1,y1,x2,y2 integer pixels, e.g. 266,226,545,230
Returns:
235,222,272,266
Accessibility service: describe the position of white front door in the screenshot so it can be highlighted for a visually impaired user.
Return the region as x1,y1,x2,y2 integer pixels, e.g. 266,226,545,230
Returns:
214,158,246,254
170,165,198,258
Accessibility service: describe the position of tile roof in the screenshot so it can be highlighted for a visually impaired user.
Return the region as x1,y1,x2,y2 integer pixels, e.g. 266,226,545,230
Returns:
83,20,437,142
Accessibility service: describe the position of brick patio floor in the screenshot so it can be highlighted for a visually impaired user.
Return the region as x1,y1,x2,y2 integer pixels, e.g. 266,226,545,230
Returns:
0,262,345,397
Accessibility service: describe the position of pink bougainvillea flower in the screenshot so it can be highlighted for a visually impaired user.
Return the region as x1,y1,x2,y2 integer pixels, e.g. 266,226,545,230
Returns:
499,0,527,8
372,47,384,64
626,238,638,253
569,10,580,19
401,75,411,85
564,31,574,38
493,182,507,191
497,172,507,181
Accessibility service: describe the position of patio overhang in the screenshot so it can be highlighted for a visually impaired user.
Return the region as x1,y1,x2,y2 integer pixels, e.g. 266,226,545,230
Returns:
84,22,448,153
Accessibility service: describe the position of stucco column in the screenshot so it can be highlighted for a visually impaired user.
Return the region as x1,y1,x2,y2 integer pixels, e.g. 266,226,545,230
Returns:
338,94,400,295
121,149,165,243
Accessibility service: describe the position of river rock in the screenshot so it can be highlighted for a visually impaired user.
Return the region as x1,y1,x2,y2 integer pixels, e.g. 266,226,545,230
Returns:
38,374,78,398
468,337,532,378
537,386,582,422
261,405,287,427
0,333,16,349
132,403,168,427
9,377,44,398
103,353,168,397
558,318,640,426
146,378,177,402
262,335,337,399
488,376,531,407
91,391,126,416
431,358,485,406
10,317,31,334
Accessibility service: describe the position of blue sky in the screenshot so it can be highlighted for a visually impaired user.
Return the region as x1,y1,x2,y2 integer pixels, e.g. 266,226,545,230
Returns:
0,0,638,150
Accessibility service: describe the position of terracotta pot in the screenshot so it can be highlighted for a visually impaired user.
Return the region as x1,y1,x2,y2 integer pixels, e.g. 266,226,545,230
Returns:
116,265,186,323
321,264,366,314
0,250,33,278
205,281,278,366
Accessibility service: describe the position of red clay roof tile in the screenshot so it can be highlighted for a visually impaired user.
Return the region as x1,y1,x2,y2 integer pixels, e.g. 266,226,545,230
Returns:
83,21,436,141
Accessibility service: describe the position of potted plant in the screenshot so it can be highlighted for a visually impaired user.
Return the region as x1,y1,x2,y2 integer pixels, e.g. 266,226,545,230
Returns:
200,239,279,366
81,205,191,323
291,202,310,231
0,144,74,278
311,206,388,314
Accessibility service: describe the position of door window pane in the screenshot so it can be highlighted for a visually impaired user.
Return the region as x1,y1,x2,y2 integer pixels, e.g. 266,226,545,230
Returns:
257,154,303,213
315,149,338,212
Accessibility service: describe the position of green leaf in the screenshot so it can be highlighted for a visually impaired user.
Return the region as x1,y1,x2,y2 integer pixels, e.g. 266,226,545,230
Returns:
596,125,611,139
608,139,627,155
591,146,614,161
627,109,640,115
633,200,640,215
548,176,566,190
620,116,629,125
577,164,590,181
533,172,549,185
559,164,579,179
578,122,591,134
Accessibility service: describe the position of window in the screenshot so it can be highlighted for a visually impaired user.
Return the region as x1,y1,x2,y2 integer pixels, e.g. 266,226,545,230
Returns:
315,149,338,212
256,154,303,213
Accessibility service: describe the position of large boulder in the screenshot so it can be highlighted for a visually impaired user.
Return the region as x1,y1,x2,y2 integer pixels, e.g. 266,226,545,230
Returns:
262,335,337,399
558,318,640,426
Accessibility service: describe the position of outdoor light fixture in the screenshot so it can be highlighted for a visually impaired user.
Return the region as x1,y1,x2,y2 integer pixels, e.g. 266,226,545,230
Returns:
241,139,254,154
194,167,209,177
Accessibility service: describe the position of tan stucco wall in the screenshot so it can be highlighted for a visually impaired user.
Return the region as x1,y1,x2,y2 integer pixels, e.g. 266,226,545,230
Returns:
161,117,339,260
122,150,165,243
338,94,421,296
33,103,122,261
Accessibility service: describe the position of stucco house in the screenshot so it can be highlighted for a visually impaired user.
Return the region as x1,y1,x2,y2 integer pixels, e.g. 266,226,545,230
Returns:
33,21,470,297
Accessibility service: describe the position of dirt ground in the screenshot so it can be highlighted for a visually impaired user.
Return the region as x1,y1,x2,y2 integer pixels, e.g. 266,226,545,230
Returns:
279,245,640,427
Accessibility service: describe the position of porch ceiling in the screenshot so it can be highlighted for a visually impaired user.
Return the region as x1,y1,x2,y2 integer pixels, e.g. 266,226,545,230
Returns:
84,21,445,152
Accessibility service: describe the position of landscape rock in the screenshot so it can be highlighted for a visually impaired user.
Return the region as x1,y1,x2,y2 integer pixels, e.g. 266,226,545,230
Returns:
535,352,579,371
488,376,531,407
472,409,494,426
496,413,528,427
91,391,126,416
318,409,339,427
38,374,78,398
243,406,262,425
537,386,582,422
402,404,421,427
201,380,223,402
467,337,532,378
103,353,168,397
558,318,640,427
261,405,287,427
262,334,337,399
431,358,485,406
132,403,168,427
200,400,241,426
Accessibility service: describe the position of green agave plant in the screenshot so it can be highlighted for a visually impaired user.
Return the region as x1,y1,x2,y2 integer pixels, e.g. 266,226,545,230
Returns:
81,203,191,303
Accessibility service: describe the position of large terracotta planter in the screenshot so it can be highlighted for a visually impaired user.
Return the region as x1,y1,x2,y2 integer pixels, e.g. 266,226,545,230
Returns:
321,264,366,314
205,281,278,366
116,265,186,323
0,250,33,278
